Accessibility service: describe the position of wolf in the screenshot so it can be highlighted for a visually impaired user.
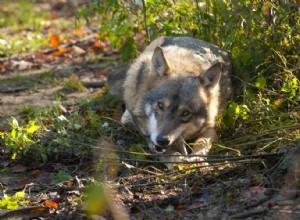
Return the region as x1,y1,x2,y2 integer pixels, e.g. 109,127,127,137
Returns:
118,36,232,169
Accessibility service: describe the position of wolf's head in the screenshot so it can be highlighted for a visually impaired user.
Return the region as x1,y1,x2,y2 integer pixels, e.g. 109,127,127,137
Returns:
143,47,223,154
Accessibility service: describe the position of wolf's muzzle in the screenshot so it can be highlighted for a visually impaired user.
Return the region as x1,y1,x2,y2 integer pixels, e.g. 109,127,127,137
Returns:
156,135,170,147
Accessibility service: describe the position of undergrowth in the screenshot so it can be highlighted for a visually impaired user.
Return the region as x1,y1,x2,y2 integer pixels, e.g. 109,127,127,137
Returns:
76,0,300,154
0,0,299,169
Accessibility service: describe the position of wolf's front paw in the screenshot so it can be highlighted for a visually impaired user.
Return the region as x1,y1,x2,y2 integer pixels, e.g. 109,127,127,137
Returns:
192,137,213,156
121,109,133,124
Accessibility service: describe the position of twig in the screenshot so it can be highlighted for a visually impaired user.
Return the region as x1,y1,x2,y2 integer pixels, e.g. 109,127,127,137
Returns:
224,124,300,144
99,152,285,164
141,0,150,43
229,208,268,219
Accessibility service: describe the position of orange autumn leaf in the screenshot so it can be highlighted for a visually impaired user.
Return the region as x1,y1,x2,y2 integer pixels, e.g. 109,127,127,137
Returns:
95,33,100,40
90,41,105,52
50,34,60,47
52,50,61,57
58,47,67,53
73,29,85,35
44,200,58,209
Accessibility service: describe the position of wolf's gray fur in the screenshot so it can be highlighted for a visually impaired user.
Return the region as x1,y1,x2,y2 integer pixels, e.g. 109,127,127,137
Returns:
117,36,232,169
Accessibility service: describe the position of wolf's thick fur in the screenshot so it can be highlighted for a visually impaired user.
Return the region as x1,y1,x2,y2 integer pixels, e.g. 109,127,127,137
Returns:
121,36,232,169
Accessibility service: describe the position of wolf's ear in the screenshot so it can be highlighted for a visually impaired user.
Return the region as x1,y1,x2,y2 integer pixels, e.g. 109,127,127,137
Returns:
200,62,223,87
151,47,169,76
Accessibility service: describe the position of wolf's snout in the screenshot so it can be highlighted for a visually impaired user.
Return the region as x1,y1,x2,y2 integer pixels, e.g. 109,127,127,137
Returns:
156,135,170,147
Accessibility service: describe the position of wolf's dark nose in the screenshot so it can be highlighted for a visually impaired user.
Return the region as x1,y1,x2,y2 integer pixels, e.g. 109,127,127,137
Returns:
156,135,170,146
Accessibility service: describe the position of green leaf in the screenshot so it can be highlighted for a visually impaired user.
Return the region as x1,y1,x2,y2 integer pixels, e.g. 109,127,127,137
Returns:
26,121,40,134
120,37,137,62
73,124,82,130
55,171,73,184
255,76,266,88
14,191,26,200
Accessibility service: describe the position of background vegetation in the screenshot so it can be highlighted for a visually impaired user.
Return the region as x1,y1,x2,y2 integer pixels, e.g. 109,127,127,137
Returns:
77,0,300,152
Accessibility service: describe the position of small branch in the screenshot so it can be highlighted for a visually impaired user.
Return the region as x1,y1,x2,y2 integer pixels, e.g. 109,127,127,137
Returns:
99,151,286,164
229,208,268,219
141,0,150,42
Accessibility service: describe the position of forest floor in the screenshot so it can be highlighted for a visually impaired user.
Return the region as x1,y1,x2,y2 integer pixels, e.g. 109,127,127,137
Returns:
0,1,300,219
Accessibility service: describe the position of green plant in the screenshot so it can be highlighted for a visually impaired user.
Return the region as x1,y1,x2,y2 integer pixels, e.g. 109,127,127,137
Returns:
62,74,86,93
76,0,300,153
55,171,73,184
0,191,28,210
0,117,41,159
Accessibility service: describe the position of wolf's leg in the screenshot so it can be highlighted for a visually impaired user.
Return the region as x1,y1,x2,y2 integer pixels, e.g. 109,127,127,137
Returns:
159,150,182,170
183,128,217,162
121,109,133,124
159,137,188,170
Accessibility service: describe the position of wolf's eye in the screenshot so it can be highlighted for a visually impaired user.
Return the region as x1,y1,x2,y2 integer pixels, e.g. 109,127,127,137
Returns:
180,110,191,121
157,101,164,110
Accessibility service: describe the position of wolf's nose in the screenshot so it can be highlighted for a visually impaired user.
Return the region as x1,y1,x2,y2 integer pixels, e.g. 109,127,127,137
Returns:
156,135,170,146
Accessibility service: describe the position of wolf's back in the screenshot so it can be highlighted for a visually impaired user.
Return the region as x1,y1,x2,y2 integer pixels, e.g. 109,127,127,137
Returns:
147,36,231,69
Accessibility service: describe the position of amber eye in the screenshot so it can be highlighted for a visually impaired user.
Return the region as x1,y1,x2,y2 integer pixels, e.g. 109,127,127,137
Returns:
181,110,191,121
157,101,164,110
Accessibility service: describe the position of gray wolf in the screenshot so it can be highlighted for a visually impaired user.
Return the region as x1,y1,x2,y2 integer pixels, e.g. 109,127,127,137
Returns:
117,36,232,169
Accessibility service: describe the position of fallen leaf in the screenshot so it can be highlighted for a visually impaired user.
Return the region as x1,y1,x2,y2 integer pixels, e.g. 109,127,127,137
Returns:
11,164,28,173
15,178,33,189
49,34,60,47
96,71,107,77
31,169,43,177
90,41,105,52
176,203,187,211
0,64,5,73
44,200,58,209
242,186,267,201
58,46,67,53
65,180,75,187
11,60,33,70
34,52,49,61
95,33,100,40
72,45,86,56
52,50,61,57
73,29,85,35
50,12,60,19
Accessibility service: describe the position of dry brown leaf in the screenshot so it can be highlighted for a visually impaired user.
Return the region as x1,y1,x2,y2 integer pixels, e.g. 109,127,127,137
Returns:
34,52,50,61
176,203,187,211
11,164,28,173
242,186,267,201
